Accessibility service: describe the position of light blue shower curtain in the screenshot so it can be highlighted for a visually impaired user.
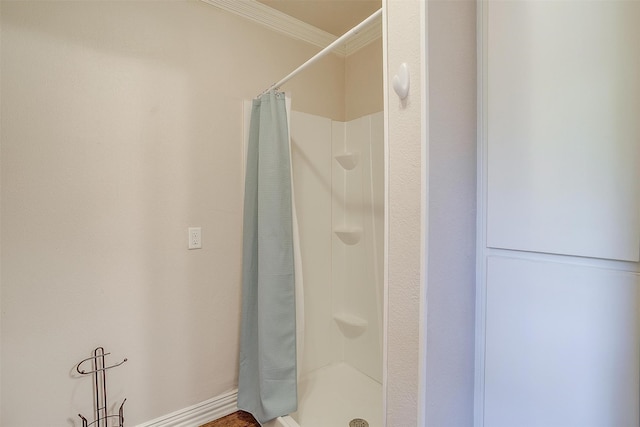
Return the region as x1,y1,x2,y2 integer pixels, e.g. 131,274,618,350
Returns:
237,91,297,424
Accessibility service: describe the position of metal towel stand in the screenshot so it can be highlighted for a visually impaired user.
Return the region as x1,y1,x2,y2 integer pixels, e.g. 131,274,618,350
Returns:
75,347,127,427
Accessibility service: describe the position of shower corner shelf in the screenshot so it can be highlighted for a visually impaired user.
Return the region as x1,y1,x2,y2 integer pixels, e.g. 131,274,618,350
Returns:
333,313,368,338
334,228,362,245
334,152,359,170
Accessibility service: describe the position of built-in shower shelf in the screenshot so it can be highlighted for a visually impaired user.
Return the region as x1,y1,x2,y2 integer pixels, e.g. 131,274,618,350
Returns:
333,313,368,338
334,228,362,245
334,152,359,170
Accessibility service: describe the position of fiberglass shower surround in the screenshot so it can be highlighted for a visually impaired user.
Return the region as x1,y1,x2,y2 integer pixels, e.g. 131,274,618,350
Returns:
238,106,384,427
259,108,384,427
238,7,384,427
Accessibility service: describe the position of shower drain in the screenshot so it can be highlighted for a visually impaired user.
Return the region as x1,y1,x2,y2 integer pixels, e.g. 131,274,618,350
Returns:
349,419,369,427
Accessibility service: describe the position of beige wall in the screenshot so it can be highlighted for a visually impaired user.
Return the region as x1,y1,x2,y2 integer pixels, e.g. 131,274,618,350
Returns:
345,39,384,121
0,1,345,425
0,0,479,424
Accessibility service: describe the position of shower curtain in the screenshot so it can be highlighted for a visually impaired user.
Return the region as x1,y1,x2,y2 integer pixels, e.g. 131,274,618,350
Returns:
238,91,298,424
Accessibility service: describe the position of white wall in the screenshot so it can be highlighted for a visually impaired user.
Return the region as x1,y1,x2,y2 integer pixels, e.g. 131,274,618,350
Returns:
384,0,424,425
385,2,478,426
0,2,345,425
425,1,477,426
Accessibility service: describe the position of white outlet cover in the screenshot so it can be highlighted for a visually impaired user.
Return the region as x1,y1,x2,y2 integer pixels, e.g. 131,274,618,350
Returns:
188,227,202,249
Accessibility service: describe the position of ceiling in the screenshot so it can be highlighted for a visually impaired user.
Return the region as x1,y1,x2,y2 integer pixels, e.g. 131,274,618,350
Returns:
256,0,381,36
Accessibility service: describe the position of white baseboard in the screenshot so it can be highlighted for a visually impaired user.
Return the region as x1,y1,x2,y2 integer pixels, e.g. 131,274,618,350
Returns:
135,389,238,427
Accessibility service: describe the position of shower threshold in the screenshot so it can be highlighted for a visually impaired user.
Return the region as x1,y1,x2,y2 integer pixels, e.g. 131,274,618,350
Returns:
267,362,381,427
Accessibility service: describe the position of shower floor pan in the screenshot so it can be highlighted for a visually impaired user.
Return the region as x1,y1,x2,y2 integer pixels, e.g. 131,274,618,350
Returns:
267,362,382,427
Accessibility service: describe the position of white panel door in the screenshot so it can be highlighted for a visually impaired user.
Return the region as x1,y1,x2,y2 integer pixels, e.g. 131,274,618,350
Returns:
484,256,640,427
486,0,640,261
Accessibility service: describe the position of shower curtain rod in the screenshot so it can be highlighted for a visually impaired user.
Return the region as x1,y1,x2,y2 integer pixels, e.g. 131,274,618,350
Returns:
258,7,382,98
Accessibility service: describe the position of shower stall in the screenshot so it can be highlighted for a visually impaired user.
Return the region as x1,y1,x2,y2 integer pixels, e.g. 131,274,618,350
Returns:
240,8,384,426
240,95,384,427
272,109,384,427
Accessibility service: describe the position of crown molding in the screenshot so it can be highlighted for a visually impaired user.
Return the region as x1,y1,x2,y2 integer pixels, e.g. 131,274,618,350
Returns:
200,0,381,57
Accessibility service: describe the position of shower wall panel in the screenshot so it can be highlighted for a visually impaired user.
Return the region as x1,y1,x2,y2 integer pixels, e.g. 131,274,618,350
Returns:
290,110,383,383
290,111,335,377
338,113,384,383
